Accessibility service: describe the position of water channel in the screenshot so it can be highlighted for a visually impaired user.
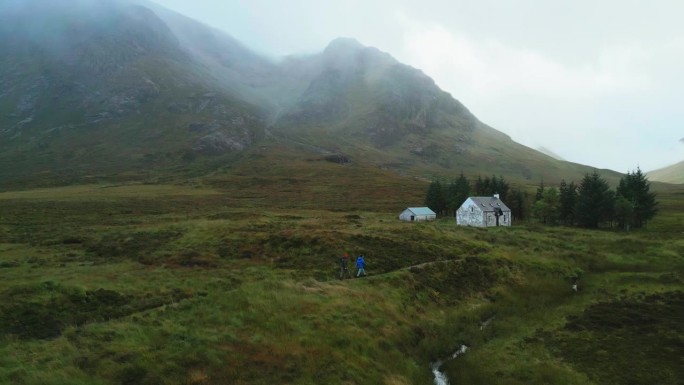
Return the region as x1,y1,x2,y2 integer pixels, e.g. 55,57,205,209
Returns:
431,345,468,385
431,316,493,384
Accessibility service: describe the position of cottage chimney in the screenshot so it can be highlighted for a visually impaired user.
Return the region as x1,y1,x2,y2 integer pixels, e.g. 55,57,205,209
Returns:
494,193,500,199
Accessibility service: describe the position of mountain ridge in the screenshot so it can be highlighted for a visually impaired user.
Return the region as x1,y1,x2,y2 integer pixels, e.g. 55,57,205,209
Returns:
0,0,624,189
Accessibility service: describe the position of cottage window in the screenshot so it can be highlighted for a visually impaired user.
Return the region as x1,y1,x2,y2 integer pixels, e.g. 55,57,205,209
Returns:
470,207,474,213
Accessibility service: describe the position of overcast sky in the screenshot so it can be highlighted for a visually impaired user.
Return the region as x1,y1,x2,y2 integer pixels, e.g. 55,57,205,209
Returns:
152,0,683,172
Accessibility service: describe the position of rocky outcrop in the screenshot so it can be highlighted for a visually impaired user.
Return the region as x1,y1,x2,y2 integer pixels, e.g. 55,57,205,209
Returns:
194,129,253,153
83,78,161,124
190,112,261,154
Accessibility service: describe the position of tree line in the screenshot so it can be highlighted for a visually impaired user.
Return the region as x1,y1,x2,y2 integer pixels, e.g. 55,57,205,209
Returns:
424,168,658,230
533,168,657,229
424,174,530,219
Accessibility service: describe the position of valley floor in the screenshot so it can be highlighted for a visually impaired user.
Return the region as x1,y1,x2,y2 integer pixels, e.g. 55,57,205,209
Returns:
0,183,682,385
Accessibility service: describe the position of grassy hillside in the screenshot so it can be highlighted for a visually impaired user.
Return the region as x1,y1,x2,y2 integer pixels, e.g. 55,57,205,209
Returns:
0,168,682,384
648,160,684,184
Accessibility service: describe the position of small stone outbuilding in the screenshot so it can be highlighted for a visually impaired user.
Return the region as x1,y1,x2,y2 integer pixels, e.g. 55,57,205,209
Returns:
456,194,512,227
399,207,437,222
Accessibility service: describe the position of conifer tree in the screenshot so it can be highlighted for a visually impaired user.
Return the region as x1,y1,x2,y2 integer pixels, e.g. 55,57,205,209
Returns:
496,175,510,201
507,188,529,221
453,173,470,210
535,181,545,202
446,179,458,216
575,171,615,228
474,176,485,195
472,175,509,199
559,180,578,226
483,176,492,195
614,194,635,231
616,167,657,228
445,173,472,216
424,180,447,216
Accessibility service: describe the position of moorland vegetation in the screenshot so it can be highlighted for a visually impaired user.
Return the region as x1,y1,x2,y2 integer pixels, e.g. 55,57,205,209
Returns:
0,159,682,384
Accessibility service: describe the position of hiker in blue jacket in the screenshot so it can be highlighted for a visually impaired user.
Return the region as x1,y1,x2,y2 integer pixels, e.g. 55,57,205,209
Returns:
356,255,366,277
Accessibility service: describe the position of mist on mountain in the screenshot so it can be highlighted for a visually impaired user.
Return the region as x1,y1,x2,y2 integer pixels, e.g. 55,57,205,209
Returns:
0,0,619,189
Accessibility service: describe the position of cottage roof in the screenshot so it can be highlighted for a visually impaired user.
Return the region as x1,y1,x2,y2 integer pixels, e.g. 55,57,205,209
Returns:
468,197,511,212
406,207,436,216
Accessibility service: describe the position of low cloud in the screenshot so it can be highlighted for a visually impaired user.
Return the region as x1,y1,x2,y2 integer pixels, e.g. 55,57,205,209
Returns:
392,13,683,171
396,18,651,101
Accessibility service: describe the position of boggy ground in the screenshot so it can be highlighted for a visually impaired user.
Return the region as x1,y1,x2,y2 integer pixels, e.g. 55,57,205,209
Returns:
0,181,682,385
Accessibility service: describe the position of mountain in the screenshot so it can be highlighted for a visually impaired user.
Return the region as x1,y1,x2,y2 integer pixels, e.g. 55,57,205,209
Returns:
0,0,621,189
269,38,615,183
276,38,476,146
0,0,270,186
537,146,565,161
648,160,684,184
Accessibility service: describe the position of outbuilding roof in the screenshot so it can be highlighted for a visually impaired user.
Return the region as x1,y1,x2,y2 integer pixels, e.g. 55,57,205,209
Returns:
406,207,436,216
468,197,511,212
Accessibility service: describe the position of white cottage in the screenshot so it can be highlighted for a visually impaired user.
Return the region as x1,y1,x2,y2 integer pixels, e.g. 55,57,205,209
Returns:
456,194,512,227
399,207,436,222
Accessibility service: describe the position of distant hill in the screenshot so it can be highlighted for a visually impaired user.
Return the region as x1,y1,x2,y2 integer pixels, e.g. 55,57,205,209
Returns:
648,160,684,184
0,0,622,189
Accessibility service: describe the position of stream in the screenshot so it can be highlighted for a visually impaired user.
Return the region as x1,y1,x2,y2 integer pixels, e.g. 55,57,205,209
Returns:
431,316,493,384
431,345,468,385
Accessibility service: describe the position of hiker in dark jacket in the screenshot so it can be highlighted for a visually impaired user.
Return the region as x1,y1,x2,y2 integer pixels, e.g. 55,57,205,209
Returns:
340,252,351,279
356,255,366,277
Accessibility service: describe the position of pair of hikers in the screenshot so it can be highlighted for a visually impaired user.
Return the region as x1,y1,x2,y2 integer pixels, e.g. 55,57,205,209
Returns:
339,252,366,279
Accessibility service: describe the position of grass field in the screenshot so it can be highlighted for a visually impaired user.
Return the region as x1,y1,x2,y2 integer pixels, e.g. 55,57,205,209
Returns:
0,172,682,384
